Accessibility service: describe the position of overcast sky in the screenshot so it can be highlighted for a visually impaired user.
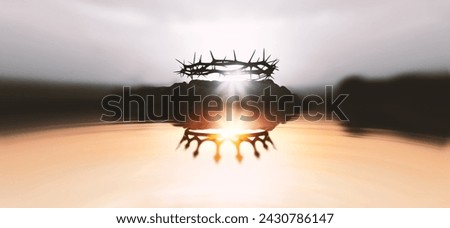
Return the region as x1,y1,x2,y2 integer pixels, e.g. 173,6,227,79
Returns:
0,0,449,87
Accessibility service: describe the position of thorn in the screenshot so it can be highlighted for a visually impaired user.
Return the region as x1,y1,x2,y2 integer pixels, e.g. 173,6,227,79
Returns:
266,55,271,61
263,48,265,60
233,50,237,61
175,59,184,65
193,52,196,63
249,49,256,62
199,55,202,62
210,50,215,60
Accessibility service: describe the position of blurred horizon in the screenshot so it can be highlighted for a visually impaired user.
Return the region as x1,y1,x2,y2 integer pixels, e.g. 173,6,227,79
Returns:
1,71,449,140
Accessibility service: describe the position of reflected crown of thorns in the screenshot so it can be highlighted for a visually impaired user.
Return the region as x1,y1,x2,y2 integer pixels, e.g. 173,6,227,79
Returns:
178,129,275,162
175,49,279,80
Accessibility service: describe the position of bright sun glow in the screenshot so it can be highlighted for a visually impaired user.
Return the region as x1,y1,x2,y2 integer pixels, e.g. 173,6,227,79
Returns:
190,127,264,140
218,128,241,140
216,74,248,95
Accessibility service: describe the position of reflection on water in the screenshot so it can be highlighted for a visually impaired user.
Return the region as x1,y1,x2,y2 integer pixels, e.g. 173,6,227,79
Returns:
0,121,449,207
178,129,275,162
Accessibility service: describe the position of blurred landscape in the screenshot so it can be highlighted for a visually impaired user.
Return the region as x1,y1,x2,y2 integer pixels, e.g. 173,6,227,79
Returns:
0,77,111,133
1,71,449,142
337,72,450,139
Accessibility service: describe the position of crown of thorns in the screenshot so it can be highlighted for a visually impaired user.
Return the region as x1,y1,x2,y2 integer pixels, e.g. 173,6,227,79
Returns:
175,49,279,80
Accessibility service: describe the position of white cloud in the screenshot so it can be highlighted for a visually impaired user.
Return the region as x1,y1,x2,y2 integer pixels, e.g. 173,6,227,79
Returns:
0,0,449,86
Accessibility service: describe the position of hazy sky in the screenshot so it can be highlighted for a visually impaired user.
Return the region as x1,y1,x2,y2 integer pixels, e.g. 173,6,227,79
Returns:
0,0,449,87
